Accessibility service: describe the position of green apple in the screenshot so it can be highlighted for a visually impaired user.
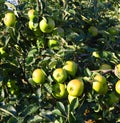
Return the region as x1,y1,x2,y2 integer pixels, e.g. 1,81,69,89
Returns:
92,81,108,94
114,64,120,79
88,26,98,36
68,94,77,103
92,74,108,94
53,68,67,83
52,83,67,99
115,80,120,95
67,79,84,97
32,69,46,84
28,9,35,21
63,61,78,77
39,17,55,33
93,73,106,84
107,92,119,106
48,39,59,50
3,12,16,27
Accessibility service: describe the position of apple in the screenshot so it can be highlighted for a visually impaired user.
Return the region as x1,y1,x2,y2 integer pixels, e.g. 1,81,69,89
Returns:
92,81,108,94
39,17,55,33
93,73,106,84
53,68,67,83
107,92,119,106
88,26,98,36
48,39,59,50
68,94,77,103
3,12,16,27
114,64,120,79
100,64,112,70
115,80,120,95
52,27,64,36
32,69,46,84
52,83,67,99
67,79,84,97
63,61,78,77
92,74,108,94
28,9,35,21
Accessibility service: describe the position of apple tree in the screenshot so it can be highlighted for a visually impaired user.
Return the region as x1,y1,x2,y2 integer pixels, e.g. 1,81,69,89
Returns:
0,0,120,123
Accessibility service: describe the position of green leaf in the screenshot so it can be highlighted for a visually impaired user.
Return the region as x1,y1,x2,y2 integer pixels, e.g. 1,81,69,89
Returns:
56,102,66,115
7,117,18,123
70,98,79,112
52,109,62,116
20,104,39,117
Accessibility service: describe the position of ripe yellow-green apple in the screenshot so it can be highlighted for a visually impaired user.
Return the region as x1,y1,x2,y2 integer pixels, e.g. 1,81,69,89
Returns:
115,80,120,94
3,12,16,27
28,9,35,21
92,51,100,58
88,26,98,36
32,69,46,84
52,83,67,99
68,94,77,103
52,27,64,36
39,17,55,33
53,68,67,83
107,92,119,106
67,79,84,97
92,74,108,94
48,39,59,50
114,64,120,79
100,64,112,70
63,61,78,77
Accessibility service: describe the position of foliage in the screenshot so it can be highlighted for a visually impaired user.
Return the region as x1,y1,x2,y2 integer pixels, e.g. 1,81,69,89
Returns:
0,0,120,122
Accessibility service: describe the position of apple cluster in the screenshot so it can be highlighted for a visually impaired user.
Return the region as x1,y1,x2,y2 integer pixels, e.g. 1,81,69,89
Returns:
28,9,55,34
52,61,84,103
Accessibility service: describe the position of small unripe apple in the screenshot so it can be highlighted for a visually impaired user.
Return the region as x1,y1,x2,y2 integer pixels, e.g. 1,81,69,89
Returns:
53,68,67,83
3,12,16,27
67,79,84,97
32,69,46,84
52,83,68,99
88,26,98,36
39,17,55,33
63,61,78,77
